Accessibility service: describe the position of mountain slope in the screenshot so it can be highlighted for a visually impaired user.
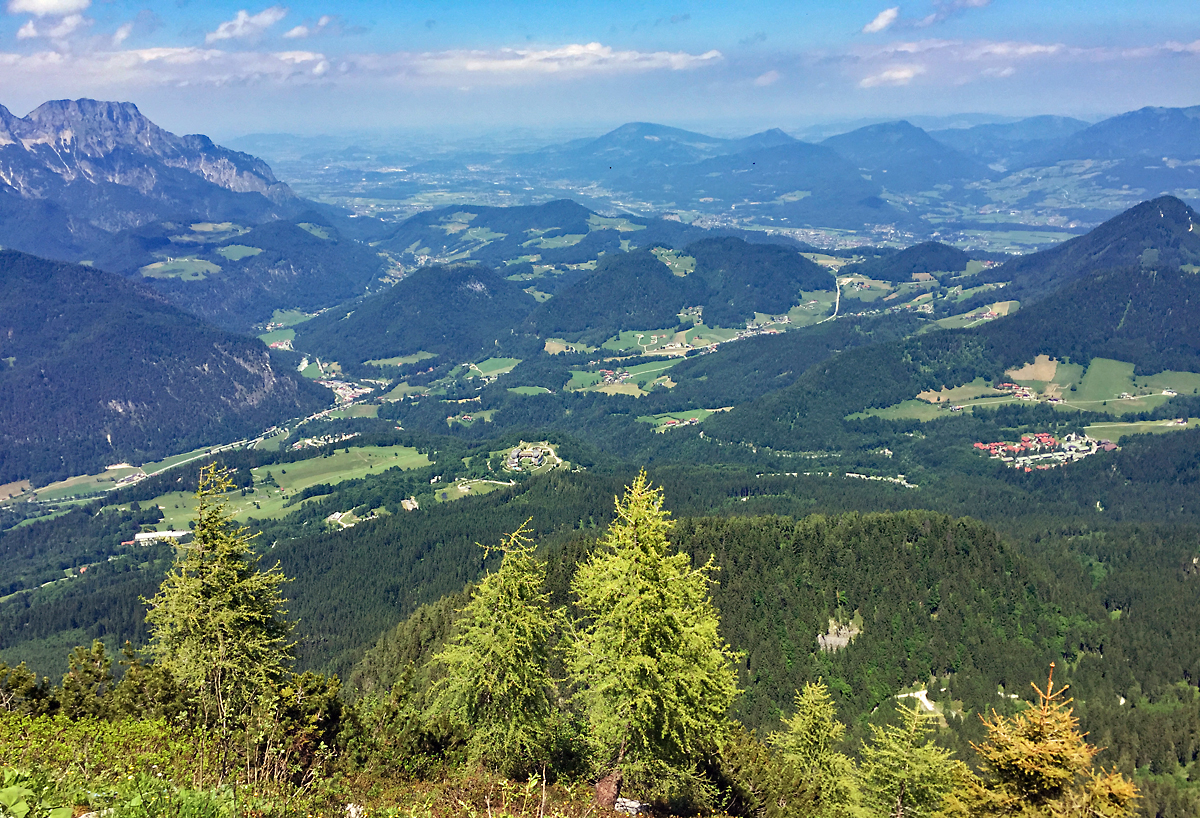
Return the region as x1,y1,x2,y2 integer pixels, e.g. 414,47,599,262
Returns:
295,264,537,364
1047,106,1200,162
821,120,991,191
930,115,1090,169
990,195,1200,300
0,99,302,260
0,250,329,484
840,241,971,282
686,236,834,325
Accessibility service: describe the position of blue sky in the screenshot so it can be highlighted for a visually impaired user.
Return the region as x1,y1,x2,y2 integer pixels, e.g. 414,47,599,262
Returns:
1,1,1197,138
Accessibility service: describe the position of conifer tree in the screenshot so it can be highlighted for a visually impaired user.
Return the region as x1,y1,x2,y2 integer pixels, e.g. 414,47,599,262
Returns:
425,521,563,778
144,464,294,734
857,700,969,818
769,681,859,817
968,664,1138,817
59,640,114,719
569,471,740,803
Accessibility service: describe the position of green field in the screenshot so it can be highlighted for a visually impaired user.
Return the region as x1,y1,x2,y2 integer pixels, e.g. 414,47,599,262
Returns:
588,215,645,232
787,292,837,326
297,223,331,240
382,381,429,401
432,479,512,503
524,233,585,249
330,405,380,419
140,257,220,280
270,310,317,327
468,357,522,378
1136,370,1200,395
258,328,295,345
509,386,552,395
447,409,495,427
1084,419,1200,441
190,222,242,234
567,370,603,390
652,248,696,276
636,408,722,430
365,352,437,368
602,328,684,353
131,445,430,527
849,399,947,422
216,244,263,260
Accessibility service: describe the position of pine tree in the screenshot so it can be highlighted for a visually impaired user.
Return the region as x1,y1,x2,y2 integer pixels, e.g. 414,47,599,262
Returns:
968,664,1138,817
144,464,294,734
769,682,859,817
425,521,563,778
857,700,969,818
59,640,114,719
568,471,740,804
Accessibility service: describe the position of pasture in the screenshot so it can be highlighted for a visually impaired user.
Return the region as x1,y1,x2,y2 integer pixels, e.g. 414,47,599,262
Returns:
1084,419,1199,441
509,386,552,395
544,338,592,354
216,244,263,261
258,328,295,345
297,223,331,240
652,248,696,276
467,357,522,379
587,215,645,232
140,257,220,280
129,445,430,527
365,352,437,368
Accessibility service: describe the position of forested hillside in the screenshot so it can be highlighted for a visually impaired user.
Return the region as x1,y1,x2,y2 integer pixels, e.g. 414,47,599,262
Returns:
0,250,330,484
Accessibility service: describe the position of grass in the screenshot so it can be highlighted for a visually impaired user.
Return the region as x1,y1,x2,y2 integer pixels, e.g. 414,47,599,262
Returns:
432,479,511,503
525,233,585,249
636,408,723,431
297,223,331,240
258,328,295,345
686,325,741,347
652,248,696,276
32,468,144,502
918,379,1005,404
447,409,496,427
365,352,437,367
140,257,220,281
544,339,592,355
567,370,602,390
136,445,430,527
215,244,263,261
788,291,837,326
1084,419,1200,441
270,309,317,327
1136,371,1200,396
468,357,522,378
190,222,241,234
330,405,379,419
382,382,428,401
588,215,646,231
508,386,551,395
1073,359,1137,403
524,287,552,303
849,399,947,422
602,328,698,354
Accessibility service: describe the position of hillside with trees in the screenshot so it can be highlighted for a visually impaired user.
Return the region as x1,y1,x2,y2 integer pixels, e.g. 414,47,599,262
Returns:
0,250,329,484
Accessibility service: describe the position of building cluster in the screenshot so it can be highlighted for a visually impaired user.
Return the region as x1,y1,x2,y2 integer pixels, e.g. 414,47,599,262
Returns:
598,368,633,385
268,339,293,351
292,432,360,450
317,379,374,403
121,530,191,546
505,444,551,471
659,416,702,429
996,382,1039,401
974,432,1117,472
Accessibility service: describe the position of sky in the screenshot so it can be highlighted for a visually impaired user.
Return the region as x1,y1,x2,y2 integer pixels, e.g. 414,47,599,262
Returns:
0,0,1198,139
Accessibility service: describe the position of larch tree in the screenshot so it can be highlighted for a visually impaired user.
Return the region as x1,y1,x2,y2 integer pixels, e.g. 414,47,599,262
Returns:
144,464,294,735
568,470,740,804
424,521,563,778
968,664,1139,817
769,681,860,818
857,700,971,818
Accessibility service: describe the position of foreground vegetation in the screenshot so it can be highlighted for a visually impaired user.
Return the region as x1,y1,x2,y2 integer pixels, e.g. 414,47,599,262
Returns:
0,468,1151,817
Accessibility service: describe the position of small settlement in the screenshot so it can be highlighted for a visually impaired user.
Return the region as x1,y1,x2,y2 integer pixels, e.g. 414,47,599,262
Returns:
974,432,1117,472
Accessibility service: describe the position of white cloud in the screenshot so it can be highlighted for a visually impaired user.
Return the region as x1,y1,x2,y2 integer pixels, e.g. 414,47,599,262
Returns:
15,18,35,37
283,24,308,39
859,64,924,87
6,0,87,16
754,69,780,86
112,21,132,47
416,42,723,77
205,6,288,44
45,11,82,37
283,14,336,39
862,7,900,34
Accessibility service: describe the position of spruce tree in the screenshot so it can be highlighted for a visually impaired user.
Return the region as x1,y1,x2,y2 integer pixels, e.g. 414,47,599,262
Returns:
769,682,859,817
144,464,294,734
857,700,969,818
569,471,740,803
968,664,1138,817
425,521,563,778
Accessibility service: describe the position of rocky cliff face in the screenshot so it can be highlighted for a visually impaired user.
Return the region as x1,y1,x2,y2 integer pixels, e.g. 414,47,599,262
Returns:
0,98,300,258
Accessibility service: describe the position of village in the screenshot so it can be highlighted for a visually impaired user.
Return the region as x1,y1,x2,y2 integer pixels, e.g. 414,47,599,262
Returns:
974,431,1119,472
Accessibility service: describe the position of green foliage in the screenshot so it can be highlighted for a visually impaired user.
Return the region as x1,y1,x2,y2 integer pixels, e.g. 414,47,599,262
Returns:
0,769,72,818
769,682,859,817
568,471,740,802
969,666,1139,817
857,702,970,818
144,464,294,733
425,521,565,778
58,640,113,720
0,663,55,717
